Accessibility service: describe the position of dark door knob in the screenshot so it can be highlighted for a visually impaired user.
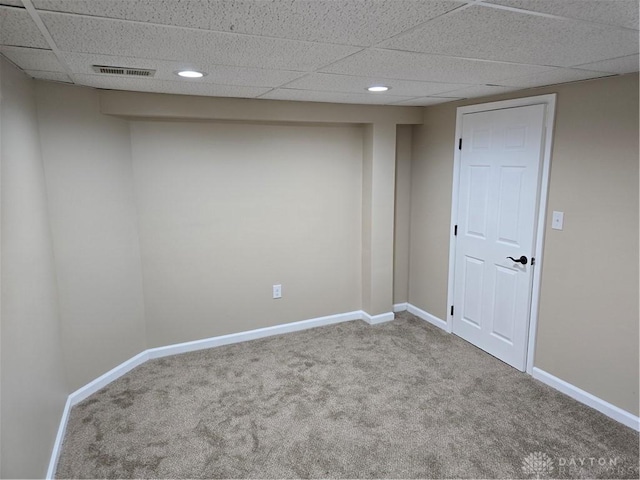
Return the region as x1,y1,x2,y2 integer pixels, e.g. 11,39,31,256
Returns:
507,255,528,265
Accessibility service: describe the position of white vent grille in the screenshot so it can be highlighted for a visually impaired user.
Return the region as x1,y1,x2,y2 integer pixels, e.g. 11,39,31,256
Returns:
92,65,156,77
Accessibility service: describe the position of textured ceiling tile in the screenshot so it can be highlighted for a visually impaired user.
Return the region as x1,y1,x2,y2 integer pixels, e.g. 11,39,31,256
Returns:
380,5,639,67
33,0,466,46
284,73,470,97
33,0,213,29
433,84,520,98
1,0,24,6
391,96,460,106
61,52,304,88
40,12,360,71
25,70,72,82
260,88,413,105
321,49,551,84
0,6,49,48
485,0,639,30
0,45,64,71
495,67,615,88
572,55,639,75
73,73,270,98
210,0,466,46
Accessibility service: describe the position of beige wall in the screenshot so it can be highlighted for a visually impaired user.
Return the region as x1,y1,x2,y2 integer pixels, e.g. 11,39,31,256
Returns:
394,125,412,304
409,73,639,415
361,123,396,316
100,89,422,124
0,59,68,478
408,107,456,318
35,81,147,390
130,120,363,347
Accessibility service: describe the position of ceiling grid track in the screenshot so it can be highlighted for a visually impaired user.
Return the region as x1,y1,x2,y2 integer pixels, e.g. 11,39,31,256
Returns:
21,0,76,83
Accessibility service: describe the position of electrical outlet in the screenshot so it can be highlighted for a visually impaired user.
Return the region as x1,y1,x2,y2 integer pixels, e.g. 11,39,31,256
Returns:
273,284,282,299
552,211,564,230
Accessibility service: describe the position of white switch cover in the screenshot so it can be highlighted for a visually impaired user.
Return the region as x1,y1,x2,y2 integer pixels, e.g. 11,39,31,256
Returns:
273,284,282,299
552,211,564,230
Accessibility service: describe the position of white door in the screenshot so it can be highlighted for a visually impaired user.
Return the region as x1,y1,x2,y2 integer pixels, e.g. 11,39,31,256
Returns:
452,104,546,371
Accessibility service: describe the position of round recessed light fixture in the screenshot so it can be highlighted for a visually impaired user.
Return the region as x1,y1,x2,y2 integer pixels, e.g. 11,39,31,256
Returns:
176,70,205,78
367,85,390,92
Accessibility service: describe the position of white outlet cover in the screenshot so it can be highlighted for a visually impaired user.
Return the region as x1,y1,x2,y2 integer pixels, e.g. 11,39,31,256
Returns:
552,211,564,230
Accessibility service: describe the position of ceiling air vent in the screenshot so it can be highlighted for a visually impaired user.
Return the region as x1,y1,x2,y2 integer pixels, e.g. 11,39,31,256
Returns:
92,65,156,77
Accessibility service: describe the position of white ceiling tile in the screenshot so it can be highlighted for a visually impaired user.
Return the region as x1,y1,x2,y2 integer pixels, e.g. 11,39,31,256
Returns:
0,6,49,48
33,0,213,29
321,49,551,85
284,73,471,97
25,70,72,82
485,0,639,30
391,96,461,106
39,11,360,71
33,0,466,46
380,5,639,67
572,55,639,75
260,88,414,105
61,52,305,88
0,45,64,71
1,0,24,6
204,0,466,46
73,73,270,98
433,84,521,98
496,67,615,88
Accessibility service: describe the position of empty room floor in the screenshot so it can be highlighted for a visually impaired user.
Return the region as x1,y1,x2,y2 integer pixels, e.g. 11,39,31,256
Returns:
55,312,639,479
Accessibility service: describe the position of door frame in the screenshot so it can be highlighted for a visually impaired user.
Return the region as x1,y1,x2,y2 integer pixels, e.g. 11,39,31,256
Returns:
446,94,557,374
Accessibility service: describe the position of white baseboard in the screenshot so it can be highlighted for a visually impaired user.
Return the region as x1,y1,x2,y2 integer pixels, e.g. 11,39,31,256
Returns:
407,303,449,332
532,367,640,432
393,303,408,313
47,350,153,478
69,351,150,406
46,397,72,479
361,311,395,325
146,310,362,359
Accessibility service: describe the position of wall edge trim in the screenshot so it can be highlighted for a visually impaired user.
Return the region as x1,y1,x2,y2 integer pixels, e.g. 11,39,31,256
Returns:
146,311,363,359
46,396,72,479
393,303,408,312
532,367,640,432
361,311,395,325
407,303,448,331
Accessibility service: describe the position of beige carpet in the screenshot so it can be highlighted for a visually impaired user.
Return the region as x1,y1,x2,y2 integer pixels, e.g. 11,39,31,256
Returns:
56,312,639,479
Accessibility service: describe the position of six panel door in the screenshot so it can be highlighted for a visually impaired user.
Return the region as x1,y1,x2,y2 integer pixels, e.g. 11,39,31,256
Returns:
452,104,546,371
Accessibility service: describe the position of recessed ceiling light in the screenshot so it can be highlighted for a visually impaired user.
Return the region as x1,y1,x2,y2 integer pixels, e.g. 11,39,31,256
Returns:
176,70,205,78
367,86,390,92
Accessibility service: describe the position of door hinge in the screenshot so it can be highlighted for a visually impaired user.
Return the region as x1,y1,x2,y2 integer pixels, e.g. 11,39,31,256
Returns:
450,305,454,316
454,225,458,236
458,138,462,150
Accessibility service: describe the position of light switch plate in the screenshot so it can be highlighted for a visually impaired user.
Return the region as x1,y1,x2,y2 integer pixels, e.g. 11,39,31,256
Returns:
552,211,564,230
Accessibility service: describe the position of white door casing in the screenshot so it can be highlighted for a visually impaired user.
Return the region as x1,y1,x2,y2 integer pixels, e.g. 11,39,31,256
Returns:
447,95,556,372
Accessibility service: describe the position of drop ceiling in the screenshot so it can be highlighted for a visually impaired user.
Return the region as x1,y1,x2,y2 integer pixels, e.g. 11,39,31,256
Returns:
0,0,638,106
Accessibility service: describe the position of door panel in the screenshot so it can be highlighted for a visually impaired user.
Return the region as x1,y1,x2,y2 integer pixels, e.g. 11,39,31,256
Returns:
496,167,524,246
492,264,517,342
452,104,546,371
466,166,490,238
462,256,484,328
